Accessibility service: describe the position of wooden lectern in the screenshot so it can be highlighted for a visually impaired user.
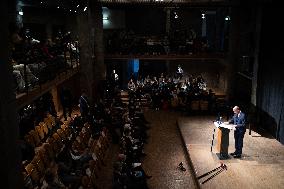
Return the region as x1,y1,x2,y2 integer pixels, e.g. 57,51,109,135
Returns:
214,122,236,160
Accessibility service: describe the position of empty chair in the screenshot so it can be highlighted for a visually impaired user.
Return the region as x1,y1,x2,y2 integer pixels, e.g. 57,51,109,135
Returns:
81,175,97,189
30,130,41,147
35,125,45,141
25,163,41,184
44,114,56,129
72,140,84,153
83,123,92,135
101,130,110,147
40,122,49,136
46,137,57,156
191,100,200,111
79,131,90,147
57,129,67,141
92,142,104,162
89,160,100,179
200,100,209,111
52,133,64,154
37,147,50,168
31,155,45,176
42,142,55,160
25,134,35,148
98,136,108,153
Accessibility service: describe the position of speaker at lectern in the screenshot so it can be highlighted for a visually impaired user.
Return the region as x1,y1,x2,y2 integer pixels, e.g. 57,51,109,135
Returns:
213,121,236,160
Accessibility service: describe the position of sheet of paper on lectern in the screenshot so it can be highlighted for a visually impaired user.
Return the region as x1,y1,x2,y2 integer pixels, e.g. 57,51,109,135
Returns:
214,121,236,130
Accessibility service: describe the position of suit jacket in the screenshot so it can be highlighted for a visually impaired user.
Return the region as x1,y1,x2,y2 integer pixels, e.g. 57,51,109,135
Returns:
229,112,246,133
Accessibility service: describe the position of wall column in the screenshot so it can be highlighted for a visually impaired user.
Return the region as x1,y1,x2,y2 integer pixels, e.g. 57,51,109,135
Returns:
51,87,61,115
0,0,21,188
165,8,171,35
77,0,95,102
251,7,262,106
225,6,241,102
93,2,106,100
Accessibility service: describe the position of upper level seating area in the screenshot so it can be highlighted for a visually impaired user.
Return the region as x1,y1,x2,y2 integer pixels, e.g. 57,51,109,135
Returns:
10,28,79,96
105,29,214,56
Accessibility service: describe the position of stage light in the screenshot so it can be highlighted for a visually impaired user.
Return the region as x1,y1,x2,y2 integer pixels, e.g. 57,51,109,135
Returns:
174,11,178,19
202,13,205,19
225,16,230,21
19,11,23,16
57,6,60,9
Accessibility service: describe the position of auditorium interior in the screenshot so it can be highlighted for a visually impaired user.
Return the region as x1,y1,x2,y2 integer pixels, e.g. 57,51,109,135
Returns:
0,0,283,188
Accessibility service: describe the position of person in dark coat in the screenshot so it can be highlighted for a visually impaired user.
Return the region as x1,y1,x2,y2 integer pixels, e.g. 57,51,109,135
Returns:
228,106,246,158
60,87,72,121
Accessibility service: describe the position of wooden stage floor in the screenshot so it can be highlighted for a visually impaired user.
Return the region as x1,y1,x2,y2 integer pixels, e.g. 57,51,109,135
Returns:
177,116,284,189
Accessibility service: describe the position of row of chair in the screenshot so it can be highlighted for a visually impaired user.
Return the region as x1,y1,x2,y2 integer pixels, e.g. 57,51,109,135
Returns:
24,114,58,148
70,123,112,187
191,100,209,111
24,119,111,188
24,121,73,185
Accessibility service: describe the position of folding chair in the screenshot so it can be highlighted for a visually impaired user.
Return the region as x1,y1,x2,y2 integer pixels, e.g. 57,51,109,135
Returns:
25,163,41,184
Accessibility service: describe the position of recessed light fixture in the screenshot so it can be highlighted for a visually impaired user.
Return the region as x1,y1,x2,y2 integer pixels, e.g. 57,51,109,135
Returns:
225,16,230,21
84,7,87,12
202,13,205,19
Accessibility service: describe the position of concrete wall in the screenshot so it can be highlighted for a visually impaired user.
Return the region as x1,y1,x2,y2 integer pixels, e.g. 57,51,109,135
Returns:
125,7,166,35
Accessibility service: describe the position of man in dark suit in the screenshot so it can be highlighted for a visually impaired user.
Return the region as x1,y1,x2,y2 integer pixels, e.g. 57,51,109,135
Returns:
228,106,246,158
60,87,72,121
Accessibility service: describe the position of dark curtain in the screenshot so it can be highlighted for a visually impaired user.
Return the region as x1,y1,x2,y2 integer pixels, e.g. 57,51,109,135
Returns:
257,64,284,143
256,5,284,144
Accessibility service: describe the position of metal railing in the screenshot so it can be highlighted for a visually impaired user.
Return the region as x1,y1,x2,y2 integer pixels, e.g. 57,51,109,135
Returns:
13,45,80,97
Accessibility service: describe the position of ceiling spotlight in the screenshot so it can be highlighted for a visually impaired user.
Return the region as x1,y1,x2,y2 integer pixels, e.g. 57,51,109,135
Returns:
225,16,230,21
40,1,43,4
74,10,77,13
19,11,23,16
57,6,60,9
84,6,87,12
174,11,178,19
202,13,205,19
69,9,72,12
77,5,80,8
